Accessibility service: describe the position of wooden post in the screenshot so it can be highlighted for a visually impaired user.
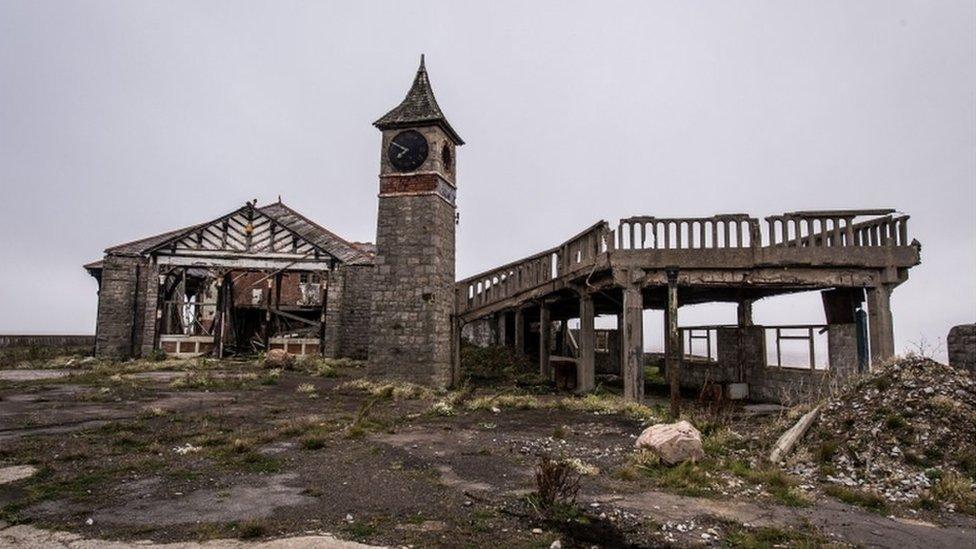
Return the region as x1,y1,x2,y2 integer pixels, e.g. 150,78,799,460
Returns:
666,269,681,418
539,303,551,379
867,284,895,367
577,293,596,393
622,284,644,402
514,308,526,356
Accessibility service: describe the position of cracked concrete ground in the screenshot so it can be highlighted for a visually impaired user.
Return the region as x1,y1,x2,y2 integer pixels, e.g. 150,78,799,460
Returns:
2,357,974,548
0,522,380,548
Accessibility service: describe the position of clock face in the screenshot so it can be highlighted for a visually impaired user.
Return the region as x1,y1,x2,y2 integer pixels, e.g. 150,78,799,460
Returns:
388,130,429,172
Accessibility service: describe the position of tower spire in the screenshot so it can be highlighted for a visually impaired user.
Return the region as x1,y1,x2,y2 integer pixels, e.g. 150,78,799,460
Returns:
373,56,463,145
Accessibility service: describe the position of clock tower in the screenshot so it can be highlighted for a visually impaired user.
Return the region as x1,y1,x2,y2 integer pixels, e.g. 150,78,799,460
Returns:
368,56,463,387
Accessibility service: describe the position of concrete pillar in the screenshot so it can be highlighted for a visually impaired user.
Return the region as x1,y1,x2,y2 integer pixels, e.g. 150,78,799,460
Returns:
622,285,644,402
737,299,754,327
616,312,626,375
514,308,526,356
577,293,596,393
867,284,895,366
496,312,508,347
539,304,551,379
666,269,681,418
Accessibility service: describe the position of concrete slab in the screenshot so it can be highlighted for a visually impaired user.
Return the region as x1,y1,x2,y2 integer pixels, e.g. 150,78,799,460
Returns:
0,369,76,381
0,465,37,485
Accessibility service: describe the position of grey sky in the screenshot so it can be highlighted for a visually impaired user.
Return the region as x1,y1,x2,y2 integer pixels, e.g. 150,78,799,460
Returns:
1,1,973,360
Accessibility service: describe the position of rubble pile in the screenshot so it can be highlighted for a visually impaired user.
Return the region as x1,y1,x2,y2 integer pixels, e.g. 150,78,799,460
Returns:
792,356,976,505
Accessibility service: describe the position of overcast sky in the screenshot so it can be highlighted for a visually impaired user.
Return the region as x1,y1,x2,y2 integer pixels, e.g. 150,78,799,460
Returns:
1,1,973,360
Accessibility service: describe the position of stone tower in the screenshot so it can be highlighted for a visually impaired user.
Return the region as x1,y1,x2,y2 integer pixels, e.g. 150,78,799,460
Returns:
368,56,463,387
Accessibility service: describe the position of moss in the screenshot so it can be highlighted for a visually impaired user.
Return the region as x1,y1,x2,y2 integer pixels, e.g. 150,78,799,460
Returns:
236,520,267,540
728,461,810,507
725,525,827,548
824,485,887,512
639,460,718,497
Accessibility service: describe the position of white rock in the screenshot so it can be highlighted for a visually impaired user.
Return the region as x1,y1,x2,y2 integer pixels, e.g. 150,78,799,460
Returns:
550,541,562,549
634,420,704,465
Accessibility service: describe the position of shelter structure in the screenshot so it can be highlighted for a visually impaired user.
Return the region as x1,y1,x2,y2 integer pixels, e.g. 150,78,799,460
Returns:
85,201,373,359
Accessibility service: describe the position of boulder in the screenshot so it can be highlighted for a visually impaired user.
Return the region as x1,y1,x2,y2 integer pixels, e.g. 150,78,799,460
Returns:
634,420,704,465
264,349,294,369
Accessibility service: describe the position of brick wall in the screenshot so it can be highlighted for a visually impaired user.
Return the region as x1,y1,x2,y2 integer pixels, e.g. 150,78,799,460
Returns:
948,324,976,373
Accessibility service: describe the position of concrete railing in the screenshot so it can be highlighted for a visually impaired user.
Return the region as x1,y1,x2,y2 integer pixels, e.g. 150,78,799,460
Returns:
456,221,612,316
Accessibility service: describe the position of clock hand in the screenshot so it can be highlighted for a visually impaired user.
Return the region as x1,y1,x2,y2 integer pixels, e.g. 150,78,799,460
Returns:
397,149,409,159
390,142,408,153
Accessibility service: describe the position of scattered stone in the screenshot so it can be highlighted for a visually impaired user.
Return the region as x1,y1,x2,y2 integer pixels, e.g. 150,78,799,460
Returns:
635,420,704,465
793,356,976,504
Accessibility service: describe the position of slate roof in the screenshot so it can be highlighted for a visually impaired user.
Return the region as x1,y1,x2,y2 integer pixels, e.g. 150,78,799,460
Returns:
373,55,464,145
87,201,373,272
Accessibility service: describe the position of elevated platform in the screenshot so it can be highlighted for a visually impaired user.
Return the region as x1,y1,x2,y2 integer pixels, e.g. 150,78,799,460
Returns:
454,210,920,404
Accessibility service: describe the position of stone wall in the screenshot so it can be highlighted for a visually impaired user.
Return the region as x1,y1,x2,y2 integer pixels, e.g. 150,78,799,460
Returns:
322,269,345,358
677,325,853,404
827,324,859,378
368,192,456,387
461,318,495,347
948,324,976,373
95,255,150,359
339,265,373,360
0,335,95,351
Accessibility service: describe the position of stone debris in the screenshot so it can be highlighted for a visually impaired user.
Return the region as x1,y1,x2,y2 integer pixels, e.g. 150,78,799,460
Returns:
792,356,976,504
264,349,295,370
635,420,704,465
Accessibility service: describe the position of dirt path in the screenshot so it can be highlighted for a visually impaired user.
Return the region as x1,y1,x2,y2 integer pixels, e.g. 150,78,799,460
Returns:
611,490,976,548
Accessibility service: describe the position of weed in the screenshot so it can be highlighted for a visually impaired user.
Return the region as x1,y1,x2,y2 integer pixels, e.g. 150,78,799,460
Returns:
300,436,326,450
534,456,581,507
884,413,908,430
930,471,976,515
430,401,455,416
343,522,377,539
824,484,887,512
336,379,436,400
296,383,318,398
728,461,810,507
725,525,826,548
639,460,717,497
236,520,266,540
815,439,839,463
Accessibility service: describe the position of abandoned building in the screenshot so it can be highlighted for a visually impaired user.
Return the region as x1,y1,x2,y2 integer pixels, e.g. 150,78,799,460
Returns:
85,201,374,360
457,212,921,403
86,57,922,404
